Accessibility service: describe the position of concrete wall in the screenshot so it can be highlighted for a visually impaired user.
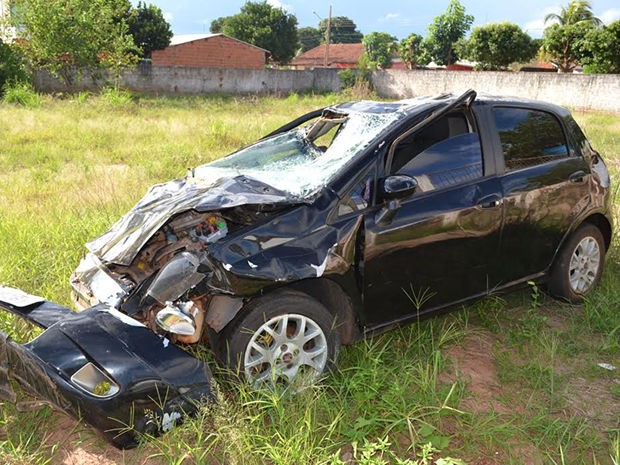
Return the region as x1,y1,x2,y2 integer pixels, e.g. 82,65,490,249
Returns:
373,70,620,113
152,36,266,69
35,66,343,95
34,66,620,112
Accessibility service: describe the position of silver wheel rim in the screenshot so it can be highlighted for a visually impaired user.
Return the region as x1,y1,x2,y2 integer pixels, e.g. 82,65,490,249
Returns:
243,313,328,386
568,236,601,294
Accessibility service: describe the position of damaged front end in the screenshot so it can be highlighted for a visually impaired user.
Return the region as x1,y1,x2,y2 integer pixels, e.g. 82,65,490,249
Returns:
1,101,404,444
0,287,213,448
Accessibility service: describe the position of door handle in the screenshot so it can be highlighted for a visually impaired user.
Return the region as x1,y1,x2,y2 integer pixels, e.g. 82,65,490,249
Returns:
569,170,586,183
477,194,503,209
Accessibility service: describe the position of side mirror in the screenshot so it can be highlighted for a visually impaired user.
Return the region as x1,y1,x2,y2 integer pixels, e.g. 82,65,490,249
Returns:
382,175,417,200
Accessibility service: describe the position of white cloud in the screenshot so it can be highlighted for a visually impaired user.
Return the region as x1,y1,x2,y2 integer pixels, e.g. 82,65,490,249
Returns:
378,12,414,27
379,13,401,23
524,6,620,37
600,8,620,24
523,6,560,37
163,11,173,22
267,0,293,13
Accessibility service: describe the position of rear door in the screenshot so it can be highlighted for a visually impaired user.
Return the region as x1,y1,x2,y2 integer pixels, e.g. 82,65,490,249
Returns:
489,106,592,285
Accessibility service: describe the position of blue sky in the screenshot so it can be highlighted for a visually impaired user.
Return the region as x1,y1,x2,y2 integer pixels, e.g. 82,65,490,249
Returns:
134,1,620,39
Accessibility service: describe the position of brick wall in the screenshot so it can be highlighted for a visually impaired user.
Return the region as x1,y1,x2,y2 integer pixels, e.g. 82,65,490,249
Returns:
152,35,266,69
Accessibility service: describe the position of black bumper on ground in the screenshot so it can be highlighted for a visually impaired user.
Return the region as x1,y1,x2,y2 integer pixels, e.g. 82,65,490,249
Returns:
0,288,214,448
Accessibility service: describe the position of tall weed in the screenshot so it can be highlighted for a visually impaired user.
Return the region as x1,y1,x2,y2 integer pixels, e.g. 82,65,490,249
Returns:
2,82,41,107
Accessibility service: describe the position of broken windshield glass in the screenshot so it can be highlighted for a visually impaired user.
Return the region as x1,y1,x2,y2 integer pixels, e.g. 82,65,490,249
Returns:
195,110,400,197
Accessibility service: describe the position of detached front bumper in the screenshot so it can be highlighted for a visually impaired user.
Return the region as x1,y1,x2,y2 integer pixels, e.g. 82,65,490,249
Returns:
0,287,214,448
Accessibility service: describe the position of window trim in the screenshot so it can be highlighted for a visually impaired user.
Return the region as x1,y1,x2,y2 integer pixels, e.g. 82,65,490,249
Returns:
332,160,380,220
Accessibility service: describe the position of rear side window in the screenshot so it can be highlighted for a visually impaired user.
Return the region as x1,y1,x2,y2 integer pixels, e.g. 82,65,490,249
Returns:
493,107,569,171
565,116,591,157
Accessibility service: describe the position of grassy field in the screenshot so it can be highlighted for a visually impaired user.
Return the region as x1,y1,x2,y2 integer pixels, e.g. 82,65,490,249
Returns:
0,91,618,465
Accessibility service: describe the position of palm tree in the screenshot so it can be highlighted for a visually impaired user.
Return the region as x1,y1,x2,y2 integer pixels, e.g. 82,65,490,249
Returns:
544,0,602,27
543,0,602,72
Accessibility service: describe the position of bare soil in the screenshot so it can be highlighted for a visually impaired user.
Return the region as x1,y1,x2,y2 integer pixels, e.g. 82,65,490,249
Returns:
42,415,157,465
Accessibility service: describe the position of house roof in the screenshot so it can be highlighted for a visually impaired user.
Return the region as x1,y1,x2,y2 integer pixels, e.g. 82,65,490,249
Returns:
167,33,269,53
170,34,216,46
292,43,365,67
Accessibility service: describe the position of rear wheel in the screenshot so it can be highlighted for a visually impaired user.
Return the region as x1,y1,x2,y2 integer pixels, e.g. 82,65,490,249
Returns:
548,223,605,303
215,291,340,387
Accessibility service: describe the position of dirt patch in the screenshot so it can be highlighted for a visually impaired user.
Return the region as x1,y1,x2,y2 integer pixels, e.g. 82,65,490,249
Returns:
42,414,158,465
565,376,620,430
440,330,510,414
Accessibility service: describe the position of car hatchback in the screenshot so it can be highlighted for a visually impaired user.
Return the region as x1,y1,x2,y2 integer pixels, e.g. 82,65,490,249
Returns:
0,90,612,446
70,89,612,383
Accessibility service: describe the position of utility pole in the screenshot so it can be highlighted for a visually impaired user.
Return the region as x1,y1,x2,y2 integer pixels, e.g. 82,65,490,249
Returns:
324,5,331,67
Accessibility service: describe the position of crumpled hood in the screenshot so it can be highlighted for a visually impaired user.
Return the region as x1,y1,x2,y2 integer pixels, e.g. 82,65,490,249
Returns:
87,174,301,266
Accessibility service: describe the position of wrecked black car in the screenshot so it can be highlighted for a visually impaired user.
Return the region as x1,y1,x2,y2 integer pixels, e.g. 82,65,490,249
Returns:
0,90,613,446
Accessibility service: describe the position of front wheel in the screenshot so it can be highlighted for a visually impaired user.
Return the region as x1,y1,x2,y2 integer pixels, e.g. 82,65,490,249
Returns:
216,291,340,387
548,223,605,303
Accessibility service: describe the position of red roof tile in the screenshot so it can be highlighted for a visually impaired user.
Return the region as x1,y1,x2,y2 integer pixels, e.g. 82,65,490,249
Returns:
292,43,365,68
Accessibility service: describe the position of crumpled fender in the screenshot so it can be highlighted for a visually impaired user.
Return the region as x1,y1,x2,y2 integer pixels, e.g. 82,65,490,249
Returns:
205,190,363,295
87,175,303,266
0,289,213,448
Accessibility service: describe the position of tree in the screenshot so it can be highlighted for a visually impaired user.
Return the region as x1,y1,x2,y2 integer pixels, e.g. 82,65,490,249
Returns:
543,0,602,72
219,1,298,65
544,0,602,27
12,0,138,89
0,39,29,93
398,33,423,69
461,22,538,70
422,0,473,66
210,17,226,34
319,16,363,44
543,21,595,72
127,2,172,58
362,32,397,69
576,21,620,73
298,27,322,52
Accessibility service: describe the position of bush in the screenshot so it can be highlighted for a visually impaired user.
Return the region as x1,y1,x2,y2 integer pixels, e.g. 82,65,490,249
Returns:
0,41,29,94
2,82,41,107
338,69,358,88
100,86,136,105
338,63,375,99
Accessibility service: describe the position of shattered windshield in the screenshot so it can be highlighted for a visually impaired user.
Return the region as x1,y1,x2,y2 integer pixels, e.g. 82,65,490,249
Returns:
195,110,400,197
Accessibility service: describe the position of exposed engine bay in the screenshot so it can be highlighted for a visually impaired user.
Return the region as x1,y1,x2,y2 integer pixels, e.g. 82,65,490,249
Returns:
111,211,230,285
71,205,279,346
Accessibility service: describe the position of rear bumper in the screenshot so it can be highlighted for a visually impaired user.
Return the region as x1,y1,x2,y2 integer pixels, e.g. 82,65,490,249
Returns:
0,288,214,448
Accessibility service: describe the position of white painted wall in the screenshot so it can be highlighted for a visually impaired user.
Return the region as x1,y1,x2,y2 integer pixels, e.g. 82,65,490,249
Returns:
34,66,620,113
372,70,620,113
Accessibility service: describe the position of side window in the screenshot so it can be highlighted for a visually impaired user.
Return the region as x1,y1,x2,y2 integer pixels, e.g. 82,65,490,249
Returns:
390,112,483,192
493,107,569,171
338,175,373,216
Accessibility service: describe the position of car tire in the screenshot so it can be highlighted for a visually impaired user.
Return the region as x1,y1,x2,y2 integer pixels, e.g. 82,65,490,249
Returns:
215,290,340,386
548,223,605,303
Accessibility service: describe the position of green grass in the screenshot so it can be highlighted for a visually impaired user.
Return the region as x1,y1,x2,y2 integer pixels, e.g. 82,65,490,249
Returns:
0,93,618,464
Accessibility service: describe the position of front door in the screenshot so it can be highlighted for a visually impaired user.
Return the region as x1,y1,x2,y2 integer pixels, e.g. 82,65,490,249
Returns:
361,112,503,328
